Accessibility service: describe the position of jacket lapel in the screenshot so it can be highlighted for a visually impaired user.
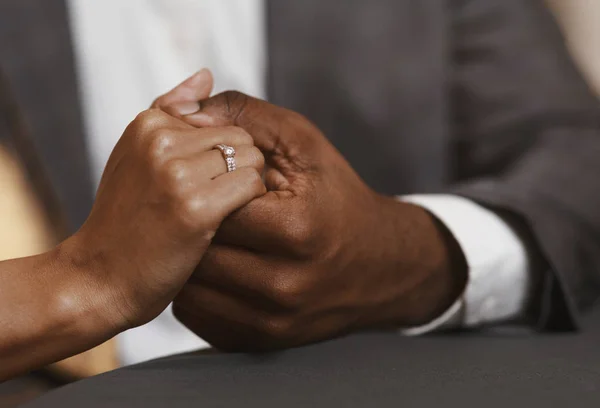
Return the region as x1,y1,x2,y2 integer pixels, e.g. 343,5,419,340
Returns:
0,0,94,234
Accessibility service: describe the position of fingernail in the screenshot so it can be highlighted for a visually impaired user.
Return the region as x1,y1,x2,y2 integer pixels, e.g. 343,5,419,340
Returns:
170,101,201,116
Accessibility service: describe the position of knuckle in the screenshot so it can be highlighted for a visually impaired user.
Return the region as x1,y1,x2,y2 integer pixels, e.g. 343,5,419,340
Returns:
149,97,161,109
283,215,315,251
134,109,167,133
177,196,212,231
162,158,188,186
150,94,168,109
220,90,248,118
240,167,264,189
221,90,244,104
147,129,176,163
258,317,295,343
229,126,253,145
248,146,265,169
222,90,242,97
267,273,307,310
134,109,156,123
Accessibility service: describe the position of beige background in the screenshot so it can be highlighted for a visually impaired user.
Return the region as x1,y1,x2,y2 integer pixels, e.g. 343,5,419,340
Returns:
546,0,600,95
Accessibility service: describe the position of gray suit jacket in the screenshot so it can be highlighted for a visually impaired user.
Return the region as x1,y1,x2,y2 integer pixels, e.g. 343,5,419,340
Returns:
1,0,599,331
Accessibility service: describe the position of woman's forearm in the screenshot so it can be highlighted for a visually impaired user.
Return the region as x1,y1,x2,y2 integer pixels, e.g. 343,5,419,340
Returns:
0,241,121,382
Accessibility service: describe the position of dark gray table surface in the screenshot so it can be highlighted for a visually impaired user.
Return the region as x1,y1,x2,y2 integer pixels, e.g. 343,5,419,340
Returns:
23,312,600,408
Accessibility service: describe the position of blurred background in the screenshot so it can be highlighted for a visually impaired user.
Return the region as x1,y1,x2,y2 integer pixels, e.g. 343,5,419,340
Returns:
1,0,599,406
547,0,600,95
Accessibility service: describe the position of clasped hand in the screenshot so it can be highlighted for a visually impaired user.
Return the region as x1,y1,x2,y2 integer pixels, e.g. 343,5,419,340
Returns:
159,73,466,351
68,70,464,352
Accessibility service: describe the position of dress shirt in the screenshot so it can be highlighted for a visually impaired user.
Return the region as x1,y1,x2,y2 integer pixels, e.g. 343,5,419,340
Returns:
66,0,531,365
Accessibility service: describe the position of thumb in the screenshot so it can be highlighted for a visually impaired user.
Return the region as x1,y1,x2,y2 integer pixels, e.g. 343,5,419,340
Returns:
151,68,214,110
165,91,295,156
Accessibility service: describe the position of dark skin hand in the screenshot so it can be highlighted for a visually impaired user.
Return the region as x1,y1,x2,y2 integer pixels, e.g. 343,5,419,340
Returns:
0,71,266,381
166,90,468,352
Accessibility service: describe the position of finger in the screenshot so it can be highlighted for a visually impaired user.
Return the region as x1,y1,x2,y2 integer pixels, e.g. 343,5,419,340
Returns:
206,167,267,221
101,109,192,179
181,146,264,182
172,300,252,352
172,287,278,352
168,91,316,161
168,168,265,236
152,126,255,161
174,282,352,352
175,283,273,329
151,68,214,109
211,189,317,256
166,92,323,253
132,108,192,136
264,165,290,191
189,244,309,311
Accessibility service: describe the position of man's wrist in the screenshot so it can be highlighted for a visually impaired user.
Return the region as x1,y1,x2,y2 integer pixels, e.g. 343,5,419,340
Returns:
401,194,535,330
414,206,468,323
363,196,468,328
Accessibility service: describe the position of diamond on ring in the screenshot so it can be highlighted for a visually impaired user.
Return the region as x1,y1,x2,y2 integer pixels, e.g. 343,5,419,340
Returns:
214,144,237,172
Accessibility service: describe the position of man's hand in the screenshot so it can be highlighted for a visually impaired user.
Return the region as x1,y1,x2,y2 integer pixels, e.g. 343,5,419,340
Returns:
167,91,468,351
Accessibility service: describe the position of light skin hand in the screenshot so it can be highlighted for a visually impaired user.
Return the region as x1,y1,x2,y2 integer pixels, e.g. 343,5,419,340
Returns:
0,71,266,381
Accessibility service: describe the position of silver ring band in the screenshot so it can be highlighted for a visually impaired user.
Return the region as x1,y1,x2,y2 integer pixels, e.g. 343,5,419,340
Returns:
214,144,237,172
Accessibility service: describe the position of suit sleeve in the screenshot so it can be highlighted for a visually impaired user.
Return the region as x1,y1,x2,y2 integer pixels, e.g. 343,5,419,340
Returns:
448,0,600,330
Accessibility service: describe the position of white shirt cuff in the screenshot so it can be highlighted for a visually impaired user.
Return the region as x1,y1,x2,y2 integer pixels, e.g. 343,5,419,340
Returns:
398,194,532,334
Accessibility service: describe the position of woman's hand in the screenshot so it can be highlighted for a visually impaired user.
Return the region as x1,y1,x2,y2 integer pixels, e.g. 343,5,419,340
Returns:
66,107,266,330
0,69,267,381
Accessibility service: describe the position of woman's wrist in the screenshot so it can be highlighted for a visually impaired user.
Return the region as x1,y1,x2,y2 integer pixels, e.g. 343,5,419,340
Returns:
48,237,128,345
0,242,125,380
